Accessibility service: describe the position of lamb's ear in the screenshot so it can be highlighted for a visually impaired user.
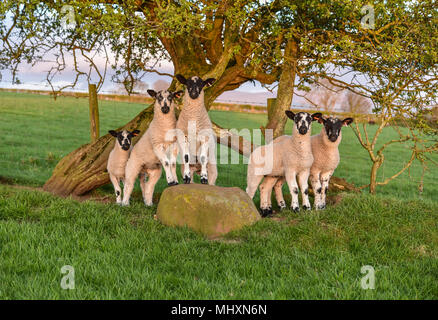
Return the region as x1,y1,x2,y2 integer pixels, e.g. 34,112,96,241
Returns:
109,130,118,137
176,74,187,85
173,90,184,99
130,130,140,137
342,117,354,126
204,78,216,87
285,110,295,120
147,89,157,98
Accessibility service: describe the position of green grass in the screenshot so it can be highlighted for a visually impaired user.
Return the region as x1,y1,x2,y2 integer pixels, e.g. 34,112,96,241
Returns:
1,185,437,299
0,91,437,299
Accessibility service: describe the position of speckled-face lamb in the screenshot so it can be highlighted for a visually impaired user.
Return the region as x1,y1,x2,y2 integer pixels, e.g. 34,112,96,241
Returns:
246,111,322,216
107,129,140,203
265,116,353,211
175,74,217,185
121,89,183,206
309,116,353,209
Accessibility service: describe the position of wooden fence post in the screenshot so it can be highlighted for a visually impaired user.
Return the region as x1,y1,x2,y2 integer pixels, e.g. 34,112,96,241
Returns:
88,84,100,142
267,98,277,119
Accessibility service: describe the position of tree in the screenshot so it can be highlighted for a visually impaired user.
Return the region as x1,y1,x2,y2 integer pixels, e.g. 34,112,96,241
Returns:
1,0,437,196
342,90,371,114
304,79,343,112
152,80,171,91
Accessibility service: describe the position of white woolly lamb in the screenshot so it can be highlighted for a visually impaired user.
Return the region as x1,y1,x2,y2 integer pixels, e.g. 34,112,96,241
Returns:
246,111,322,216
121,89,183,206
107,129,140,204
175,74,217,185
266,116,353,210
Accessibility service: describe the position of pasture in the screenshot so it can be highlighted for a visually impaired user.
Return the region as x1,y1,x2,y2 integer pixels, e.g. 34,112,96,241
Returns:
0,91,437,299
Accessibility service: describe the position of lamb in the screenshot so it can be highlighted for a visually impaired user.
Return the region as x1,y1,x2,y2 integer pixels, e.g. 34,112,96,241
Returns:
246,111,322,216
175,74,217,185
263,116,353,211
107,129,140,204
121,89,183,206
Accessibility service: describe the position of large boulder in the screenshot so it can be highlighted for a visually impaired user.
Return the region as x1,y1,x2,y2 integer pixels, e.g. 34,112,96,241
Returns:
156,184,261,238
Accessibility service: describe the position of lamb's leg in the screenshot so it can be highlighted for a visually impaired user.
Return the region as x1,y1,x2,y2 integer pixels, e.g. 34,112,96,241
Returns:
109,173,122,204
320,171,333,210
246,160,264,199
310,171,323,210
177,134,191,184
139,172,147,201
170,142,179,184
285,171,299,212
259,176,277,217
121,158,142,206
297,170,311,211
153,144,178,186
206,162,217,185
143,167,162,206
199,138,210,184
246,173,264,199
273,177,286,210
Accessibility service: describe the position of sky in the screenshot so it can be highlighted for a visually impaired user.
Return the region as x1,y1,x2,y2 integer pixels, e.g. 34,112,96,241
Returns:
0,45,307,107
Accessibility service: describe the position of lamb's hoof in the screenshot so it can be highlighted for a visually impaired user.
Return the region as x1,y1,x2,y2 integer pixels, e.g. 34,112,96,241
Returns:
121,202,129,207
183,175,191,184
302,205,311,211
278,201,286,211
292,206,300,213
168,181,178,186
316,204,326,210
200,177,208,184
260,207,273,218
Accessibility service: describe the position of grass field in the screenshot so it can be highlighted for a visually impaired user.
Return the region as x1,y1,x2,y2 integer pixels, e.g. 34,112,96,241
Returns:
0,91,437,299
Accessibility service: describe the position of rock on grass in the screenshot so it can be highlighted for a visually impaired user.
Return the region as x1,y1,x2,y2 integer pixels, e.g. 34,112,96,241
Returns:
156,184,261,238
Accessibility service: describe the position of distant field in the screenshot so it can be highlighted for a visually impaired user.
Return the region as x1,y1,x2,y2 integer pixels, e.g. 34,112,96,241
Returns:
0,91,437,299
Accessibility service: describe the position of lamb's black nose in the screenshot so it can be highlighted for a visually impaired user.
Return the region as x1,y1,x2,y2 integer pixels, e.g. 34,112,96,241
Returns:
161,106,170,114
299,127,307,135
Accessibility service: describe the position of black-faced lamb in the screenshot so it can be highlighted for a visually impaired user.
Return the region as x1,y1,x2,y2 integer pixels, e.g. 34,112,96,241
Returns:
107,129,140,204
121,89,183,206
246,111,322,216
175,74,217,185
265,116,354,210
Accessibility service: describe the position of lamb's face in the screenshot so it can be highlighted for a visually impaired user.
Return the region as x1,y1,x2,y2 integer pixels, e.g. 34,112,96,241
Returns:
294,112,313,135
319,117,353,142
285,111,323,135
147,89,183,114
318,117,353,142
176,74,215,100
323,118,343,142
109,130,140,151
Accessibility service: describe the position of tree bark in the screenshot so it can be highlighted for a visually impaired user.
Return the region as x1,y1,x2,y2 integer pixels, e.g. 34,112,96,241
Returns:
88,84,99,142
43,105,155,196
264,39,298,141
369,157,383,194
